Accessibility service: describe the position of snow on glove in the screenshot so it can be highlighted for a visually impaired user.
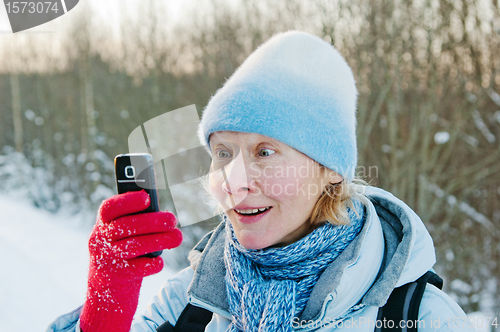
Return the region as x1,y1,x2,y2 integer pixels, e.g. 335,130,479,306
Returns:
80,190,182,332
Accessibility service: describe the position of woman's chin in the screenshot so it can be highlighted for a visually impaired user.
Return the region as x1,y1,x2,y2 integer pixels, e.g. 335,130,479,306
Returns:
236,234,273,250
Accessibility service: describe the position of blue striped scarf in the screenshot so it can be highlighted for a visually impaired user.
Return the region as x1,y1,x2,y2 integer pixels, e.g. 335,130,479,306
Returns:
223,199,365,332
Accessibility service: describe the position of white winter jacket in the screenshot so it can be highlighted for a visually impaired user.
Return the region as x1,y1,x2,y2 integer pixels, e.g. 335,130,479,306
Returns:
47,186,475,331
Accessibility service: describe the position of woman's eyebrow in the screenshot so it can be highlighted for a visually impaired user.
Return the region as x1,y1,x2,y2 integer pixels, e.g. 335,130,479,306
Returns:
255,140,280,149
209,133,225,144
209,136,225,147
211,142,235,152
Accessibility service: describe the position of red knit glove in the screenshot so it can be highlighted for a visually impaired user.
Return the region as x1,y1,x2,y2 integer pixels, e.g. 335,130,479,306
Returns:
80,190,182,332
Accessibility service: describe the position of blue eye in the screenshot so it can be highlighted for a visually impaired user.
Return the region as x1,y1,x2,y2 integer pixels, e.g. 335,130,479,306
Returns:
216,150,231,159
258,148,275,157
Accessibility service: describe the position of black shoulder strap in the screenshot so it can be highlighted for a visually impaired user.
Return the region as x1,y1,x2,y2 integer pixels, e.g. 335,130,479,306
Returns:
375,271,443,332
161,271,443,332
157,230,216,332
156,303,213,332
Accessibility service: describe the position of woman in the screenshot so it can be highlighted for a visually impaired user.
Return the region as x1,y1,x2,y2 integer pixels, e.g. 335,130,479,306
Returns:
48,31,474,332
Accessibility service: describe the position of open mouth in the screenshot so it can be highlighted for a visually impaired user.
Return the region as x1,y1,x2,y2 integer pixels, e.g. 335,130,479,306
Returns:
234,206,272,217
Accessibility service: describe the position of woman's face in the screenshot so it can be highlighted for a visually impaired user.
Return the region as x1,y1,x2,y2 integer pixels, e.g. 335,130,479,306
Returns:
209,131,342,250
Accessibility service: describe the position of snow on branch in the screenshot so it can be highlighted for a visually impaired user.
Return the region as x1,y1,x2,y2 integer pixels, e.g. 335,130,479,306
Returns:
487,88,500,107
472,110,496,143
419,175,500,236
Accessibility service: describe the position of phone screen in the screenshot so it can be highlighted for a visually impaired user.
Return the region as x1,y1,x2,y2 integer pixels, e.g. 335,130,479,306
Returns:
115,153,160,213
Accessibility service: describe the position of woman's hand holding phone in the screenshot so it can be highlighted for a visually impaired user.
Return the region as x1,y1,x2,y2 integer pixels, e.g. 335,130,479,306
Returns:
80,190,182,332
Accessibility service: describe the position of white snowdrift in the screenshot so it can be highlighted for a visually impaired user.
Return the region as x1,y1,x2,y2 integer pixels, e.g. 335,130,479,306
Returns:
0,194,176,332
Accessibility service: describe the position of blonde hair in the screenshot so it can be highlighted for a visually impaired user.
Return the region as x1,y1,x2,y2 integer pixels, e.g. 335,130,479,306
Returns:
309,166,370,227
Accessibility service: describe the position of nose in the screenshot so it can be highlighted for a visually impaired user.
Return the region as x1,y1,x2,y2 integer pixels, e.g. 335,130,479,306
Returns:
221,150,251,197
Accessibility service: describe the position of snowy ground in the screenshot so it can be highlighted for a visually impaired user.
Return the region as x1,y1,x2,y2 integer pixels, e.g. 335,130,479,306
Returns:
0,194,176,332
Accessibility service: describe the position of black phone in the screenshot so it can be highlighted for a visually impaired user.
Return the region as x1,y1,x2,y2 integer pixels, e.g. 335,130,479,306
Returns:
114,153,162,258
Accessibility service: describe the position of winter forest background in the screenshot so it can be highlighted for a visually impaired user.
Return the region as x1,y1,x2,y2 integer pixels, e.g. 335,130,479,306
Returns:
1,0,499,329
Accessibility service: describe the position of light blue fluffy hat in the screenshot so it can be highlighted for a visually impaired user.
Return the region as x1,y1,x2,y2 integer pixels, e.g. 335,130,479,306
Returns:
197,30,358,182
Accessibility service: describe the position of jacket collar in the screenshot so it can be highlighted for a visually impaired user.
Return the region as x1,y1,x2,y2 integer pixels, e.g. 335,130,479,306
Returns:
186,185,435,322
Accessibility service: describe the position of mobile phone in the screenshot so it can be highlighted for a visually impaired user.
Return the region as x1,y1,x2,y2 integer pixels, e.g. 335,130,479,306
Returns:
114,153,162,258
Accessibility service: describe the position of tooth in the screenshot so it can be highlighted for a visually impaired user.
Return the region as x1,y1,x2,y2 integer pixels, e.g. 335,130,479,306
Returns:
235,207,270,215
